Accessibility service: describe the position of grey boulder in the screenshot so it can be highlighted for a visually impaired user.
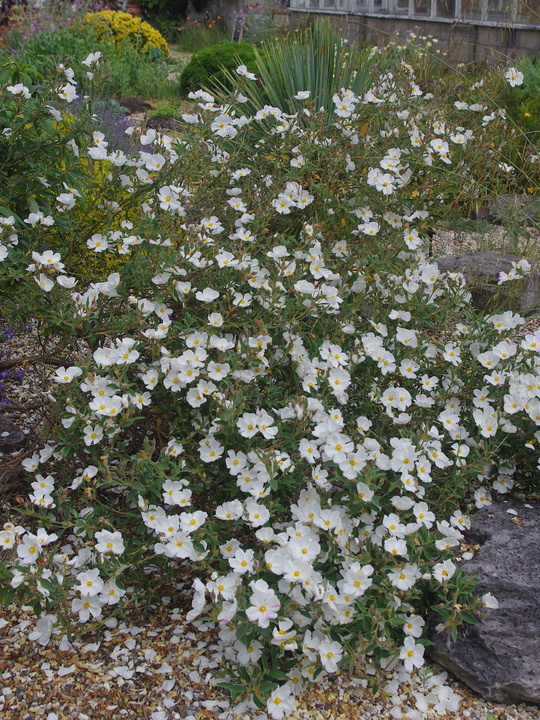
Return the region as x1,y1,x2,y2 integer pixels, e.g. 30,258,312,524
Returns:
436,251,540,312
428,502,540,703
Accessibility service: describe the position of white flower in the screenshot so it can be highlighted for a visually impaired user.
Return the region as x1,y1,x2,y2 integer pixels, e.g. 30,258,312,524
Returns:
99,579,126,605
236,64,257,80
81,51,102,66
237,412,259,438
229,548,255,574
318,638,343,672
87,234,109,252
433,559,456,583
53,366,83,384
0,530,15,549
72,596,103,622
35,274,54,292
481,592,499,609
95,530,125,555
399,636,425,673
474,487,492,508
76,569,104,597
56,275,77,288
246,580,280,628
8,83,31,98
195,287,220,302
207,312,223,327
58,83,78,102
388,563,421,591
401,613,425,638
17,533,42,564
216,500,244,521
83,425,103,446
505,67,524,87
266,685,296,720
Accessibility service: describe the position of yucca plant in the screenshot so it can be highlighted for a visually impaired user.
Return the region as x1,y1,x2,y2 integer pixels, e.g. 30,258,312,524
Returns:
217,20,372,121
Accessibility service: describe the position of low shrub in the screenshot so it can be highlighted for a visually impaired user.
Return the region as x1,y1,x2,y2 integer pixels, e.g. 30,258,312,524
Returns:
83,10,169,57
484,57,540,195
0,56,92,230
0,56,145,286
501,56,540,138
179,41,257,96
3,24,184,101
1,47,540,719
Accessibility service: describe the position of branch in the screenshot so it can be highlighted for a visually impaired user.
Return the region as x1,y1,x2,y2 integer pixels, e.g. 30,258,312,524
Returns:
0,355,72,370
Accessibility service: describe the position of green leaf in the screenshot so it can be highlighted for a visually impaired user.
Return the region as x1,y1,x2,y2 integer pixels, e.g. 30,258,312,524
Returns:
461,611,480,625
432,605,452,620
259,681,278,693
235,622,256,649
252,693,266,709
0,585,15,606
216,682,245,701
28,196,40,213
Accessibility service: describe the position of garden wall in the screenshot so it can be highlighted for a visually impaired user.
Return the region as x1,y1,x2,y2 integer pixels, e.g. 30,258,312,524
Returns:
287,9,539,63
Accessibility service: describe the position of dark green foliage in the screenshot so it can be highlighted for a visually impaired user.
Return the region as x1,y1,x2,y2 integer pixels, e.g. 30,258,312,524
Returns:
501,56,540,138
178,41,257,96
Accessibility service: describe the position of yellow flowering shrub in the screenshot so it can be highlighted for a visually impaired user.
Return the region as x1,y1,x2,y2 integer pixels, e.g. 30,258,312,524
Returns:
83,11,169,56
46,158,140,283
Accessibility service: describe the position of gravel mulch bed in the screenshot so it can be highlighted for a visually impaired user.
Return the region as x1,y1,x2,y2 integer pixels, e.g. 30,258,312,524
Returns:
2,599,540,720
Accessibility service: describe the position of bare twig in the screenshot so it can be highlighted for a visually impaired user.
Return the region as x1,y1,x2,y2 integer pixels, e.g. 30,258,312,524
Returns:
0,355,71,370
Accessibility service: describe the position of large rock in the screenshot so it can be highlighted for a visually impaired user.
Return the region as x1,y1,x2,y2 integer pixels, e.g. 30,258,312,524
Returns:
117,97,154,115
436,251,540,312
0,413,26,452
146,116,184,133
428,502,540,703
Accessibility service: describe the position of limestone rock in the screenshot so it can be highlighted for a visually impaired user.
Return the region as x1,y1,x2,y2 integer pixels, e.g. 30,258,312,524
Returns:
428,502,540,704
146,116,183,132
0,413,26,452
436,251,540,312
117,97,153,115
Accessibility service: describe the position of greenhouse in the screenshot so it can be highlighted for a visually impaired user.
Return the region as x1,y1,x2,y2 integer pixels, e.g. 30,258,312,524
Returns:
289,0,538,25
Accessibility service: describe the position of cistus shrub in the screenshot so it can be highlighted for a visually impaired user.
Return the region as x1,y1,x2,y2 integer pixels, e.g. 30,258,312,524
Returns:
179,41,257,96
1,50,540,719
0,57,142,287
0,58,91,232
83,10,169,56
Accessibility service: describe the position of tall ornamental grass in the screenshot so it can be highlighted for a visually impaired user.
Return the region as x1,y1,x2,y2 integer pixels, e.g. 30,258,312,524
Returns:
216,21,373,121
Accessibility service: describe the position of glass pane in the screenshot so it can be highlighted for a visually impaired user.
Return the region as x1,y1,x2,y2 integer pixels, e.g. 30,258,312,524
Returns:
373,0,390,12
414,0,431,13
519,0,538,22
393,0,410,12
307,0,320,7
437,0,456,16
322,0,337,7
462,0,483,18
487,0,512,19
